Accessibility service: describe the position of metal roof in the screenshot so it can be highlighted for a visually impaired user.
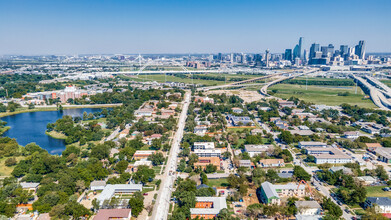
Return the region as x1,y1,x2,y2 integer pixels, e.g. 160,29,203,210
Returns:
367,197,391,206
190,197,227,215
261,181,279,199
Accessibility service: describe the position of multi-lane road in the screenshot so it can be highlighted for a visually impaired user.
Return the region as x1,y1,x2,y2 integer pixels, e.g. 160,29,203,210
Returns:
151,91,191,220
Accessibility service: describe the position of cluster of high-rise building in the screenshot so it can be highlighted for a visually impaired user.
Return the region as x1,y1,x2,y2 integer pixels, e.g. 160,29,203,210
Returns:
284,37,368,66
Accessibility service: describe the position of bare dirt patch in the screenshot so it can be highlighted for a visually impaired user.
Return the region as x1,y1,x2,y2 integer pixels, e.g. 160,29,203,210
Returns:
206,89,264,103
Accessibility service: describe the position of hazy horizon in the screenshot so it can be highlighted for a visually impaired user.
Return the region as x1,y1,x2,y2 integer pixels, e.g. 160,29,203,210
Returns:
1,0,390,55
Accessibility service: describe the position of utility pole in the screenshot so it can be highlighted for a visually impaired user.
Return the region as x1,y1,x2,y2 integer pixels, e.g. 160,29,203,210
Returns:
306,75,308,90
355,79,358,94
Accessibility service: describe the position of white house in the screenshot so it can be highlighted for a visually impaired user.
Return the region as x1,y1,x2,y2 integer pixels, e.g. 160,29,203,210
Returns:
365,197,391,214
193,142,215,150
295,201,322,215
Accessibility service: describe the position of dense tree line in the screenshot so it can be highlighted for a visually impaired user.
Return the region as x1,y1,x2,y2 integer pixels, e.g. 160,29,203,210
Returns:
284,78,355,86
0,74,64,98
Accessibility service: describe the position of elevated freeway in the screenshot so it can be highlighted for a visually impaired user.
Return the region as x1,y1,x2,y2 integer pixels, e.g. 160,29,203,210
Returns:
365,75,391,98
260,68,319,96
350,75,391,111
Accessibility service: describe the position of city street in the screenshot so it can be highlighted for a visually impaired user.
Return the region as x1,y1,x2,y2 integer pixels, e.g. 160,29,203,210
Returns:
287,147,354,220
151,91,191,220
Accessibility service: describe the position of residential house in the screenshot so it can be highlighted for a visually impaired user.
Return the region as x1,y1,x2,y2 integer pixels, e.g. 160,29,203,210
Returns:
259,181,306,205
127,159,153,173
194,149,221,158
355,176,377,185
20,182,39,192
343,131,360,139
244,145,274,157
278,100,296,108
194,96,214,104
90,180,106,191
239,160,254,169
133,150,155,160
97,184,143,206
374,147,391,163
329,166,353,175
194,142,215,150
306,147,352,164
366,143,382,152
93,209,132,220
227,114,253,126
194,157,221,171
190,197,227,219
160,109,175,118
295,201,322,215
365,197,391,214
298,141,327,149
251,129,263,135
232,107,243,114
258,159,285,168
194,125,208,136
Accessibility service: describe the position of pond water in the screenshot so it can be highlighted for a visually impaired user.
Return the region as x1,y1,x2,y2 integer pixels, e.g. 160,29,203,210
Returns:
1,108,102,155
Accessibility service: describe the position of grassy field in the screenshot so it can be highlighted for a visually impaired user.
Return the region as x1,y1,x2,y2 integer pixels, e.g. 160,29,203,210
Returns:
207,178,229,187
0,126,10,135
0,156,25,176
269,83,376,108
45,130,67,139
120,73,258,86
366,186,391,198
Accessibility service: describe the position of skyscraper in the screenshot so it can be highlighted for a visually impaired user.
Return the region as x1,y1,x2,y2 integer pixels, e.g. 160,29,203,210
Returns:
293,37,304,60
309,43,320,60
284,49,292,61
298,37,304,59
355,40,366,59
321,44,334,57
265,49,270,67
340,45,348,56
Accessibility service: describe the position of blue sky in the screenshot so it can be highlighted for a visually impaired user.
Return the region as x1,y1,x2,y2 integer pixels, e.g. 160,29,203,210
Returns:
0,0,390,55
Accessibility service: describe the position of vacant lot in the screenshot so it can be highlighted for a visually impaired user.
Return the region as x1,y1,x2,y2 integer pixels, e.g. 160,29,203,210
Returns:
206,89,265,103
207,178,229,187
366,186,391,198
268,83,376,108
121,73,259,86
0,156,25,176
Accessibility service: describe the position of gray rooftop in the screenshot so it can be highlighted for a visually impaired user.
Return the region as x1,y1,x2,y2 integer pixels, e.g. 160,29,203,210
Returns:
295,201,321,209
190,197,227,215
367,197,391,206
97,184,143,205
20,182,40,189
261,181,279,199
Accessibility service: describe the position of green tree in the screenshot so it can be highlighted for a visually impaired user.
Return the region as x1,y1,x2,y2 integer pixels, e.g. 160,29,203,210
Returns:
148,152,165,166
128,192,144,217
293,166,311,181
133,165,155,184
114,160,129,174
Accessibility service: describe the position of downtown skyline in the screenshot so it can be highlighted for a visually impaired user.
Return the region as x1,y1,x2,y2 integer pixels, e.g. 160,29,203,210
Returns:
0,0,390,55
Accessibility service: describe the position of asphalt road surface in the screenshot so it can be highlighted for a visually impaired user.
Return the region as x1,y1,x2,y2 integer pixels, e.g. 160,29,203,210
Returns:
151,91,191,220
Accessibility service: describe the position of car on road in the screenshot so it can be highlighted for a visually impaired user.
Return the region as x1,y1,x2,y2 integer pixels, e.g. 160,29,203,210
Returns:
143,193,148,196
235,204,242,207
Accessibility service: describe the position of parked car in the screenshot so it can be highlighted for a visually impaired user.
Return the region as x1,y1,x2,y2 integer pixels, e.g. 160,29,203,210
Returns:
143,193,148,196
235,204,242,207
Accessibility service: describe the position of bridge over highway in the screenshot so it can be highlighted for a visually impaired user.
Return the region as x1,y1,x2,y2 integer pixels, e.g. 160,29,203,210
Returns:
259,69,319,96
350,74,391,111
365,75,391,98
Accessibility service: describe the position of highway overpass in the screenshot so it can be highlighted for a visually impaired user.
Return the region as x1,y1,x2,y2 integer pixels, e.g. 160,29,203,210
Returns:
350,75,391,111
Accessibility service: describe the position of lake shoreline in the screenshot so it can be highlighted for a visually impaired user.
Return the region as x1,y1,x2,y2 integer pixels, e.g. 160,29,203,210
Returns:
45,131,67,140
0,103,120,118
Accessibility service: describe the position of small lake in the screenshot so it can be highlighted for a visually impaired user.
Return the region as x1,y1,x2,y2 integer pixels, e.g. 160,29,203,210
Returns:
1,108,102,155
